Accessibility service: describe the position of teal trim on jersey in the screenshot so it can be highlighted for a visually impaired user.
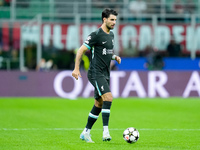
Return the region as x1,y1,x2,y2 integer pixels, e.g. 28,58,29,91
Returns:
91,47,94,59
83,43,91,50
95,81,102,96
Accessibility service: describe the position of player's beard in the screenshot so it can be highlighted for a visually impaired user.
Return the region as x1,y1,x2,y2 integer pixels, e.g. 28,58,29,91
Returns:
106,25,114,30
106,22,114,30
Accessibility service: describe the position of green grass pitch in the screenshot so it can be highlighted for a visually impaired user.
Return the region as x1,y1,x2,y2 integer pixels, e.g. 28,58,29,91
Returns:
0,97,200,150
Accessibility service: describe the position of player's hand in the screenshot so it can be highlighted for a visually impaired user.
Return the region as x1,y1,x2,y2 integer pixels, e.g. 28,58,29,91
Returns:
115,56,121,64
72,69,82,80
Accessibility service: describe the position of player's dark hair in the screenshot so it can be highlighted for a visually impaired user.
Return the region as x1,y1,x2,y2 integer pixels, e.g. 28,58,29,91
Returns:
102,8,118,22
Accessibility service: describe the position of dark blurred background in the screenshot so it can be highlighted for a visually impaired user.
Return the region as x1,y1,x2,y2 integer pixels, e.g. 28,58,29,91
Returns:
0,0,199,71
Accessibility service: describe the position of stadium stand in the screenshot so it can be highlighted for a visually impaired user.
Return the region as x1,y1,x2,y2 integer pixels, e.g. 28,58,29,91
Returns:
0,0,199,70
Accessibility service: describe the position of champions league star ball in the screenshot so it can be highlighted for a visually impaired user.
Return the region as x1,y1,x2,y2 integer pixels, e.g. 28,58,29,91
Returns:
123,127,139,144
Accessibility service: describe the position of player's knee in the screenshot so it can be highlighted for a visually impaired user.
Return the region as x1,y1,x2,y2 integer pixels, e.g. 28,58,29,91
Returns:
107,94,113,102
102,93,113,102
95,98,103,108
96,101,103,108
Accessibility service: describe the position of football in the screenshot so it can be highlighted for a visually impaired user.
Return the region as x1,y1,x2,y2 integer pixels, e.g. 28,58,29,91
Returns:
123,127,139,143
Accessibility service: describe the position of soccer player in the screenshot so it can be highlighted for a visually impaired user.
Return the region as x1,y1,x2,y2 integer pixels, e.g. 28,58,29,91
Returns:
72,8,121,143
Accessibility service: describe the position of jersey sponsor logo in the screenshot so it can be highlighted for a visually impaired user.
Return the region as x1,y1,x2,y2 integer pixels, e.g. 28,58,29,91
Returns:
102,41,107,44
107,49,114,54
102,48,113,55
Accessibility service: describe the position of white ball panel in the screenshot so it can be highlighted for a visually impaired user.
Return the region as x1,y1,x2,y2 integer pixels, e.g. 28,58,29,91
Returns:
129,135,136,141
133,131,138,137
129,127,134,132
123,129,129,135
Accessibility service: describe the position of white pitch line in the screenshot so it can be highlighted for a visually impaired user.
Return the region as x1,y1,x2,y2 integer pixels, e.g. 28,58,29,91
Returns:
0,128,200,131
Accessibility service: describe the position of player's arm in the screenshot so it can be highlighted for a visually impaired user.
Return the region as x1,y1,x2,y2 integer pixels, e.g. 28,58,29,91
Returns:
72,45,88,80
112,54,121,64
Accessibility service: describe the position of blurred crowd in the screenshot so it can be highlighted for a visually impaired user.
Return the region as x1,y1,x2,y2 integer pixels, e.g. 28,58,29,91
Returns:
91,0,197,21
0,0,11,6
0,0,197,16
0,33,189,71
120,35,184,70
128,0,196,15
0,0,199,71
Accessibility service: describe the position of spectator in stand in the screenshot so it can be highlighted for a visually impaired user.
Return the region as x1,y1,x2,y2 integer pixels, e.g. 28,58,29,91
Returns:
0,32,2,68
171,0,184,14
152,0,162,14
42,39,57,60
129,0,147,20
167,37,182,57
36,58,54,72
129,0,147,15
3,0,10,6
121,39,139,57
108,0,122,13
36,58,46,71
18,0,30,8
0,30,2,51
185,0,196,14
42,39,59,70
169,0,185,21
92,0,105,9
144,45,164,70
184,0,196,22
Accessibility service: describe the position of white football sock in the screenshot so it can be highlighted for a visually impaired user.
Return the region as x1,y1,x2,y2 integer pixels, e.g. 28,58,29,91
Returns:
103,126,109,133
83,128,91,134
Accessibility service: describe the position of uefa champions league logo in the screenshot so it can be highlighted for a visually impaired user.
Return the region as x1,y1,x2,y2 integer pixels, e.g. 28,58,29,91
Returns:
85,36,91,44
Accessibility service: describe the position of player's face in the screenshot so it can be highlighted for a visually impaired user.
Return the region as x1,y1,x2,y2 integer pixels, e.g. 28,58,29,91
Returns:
105,14,117,30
